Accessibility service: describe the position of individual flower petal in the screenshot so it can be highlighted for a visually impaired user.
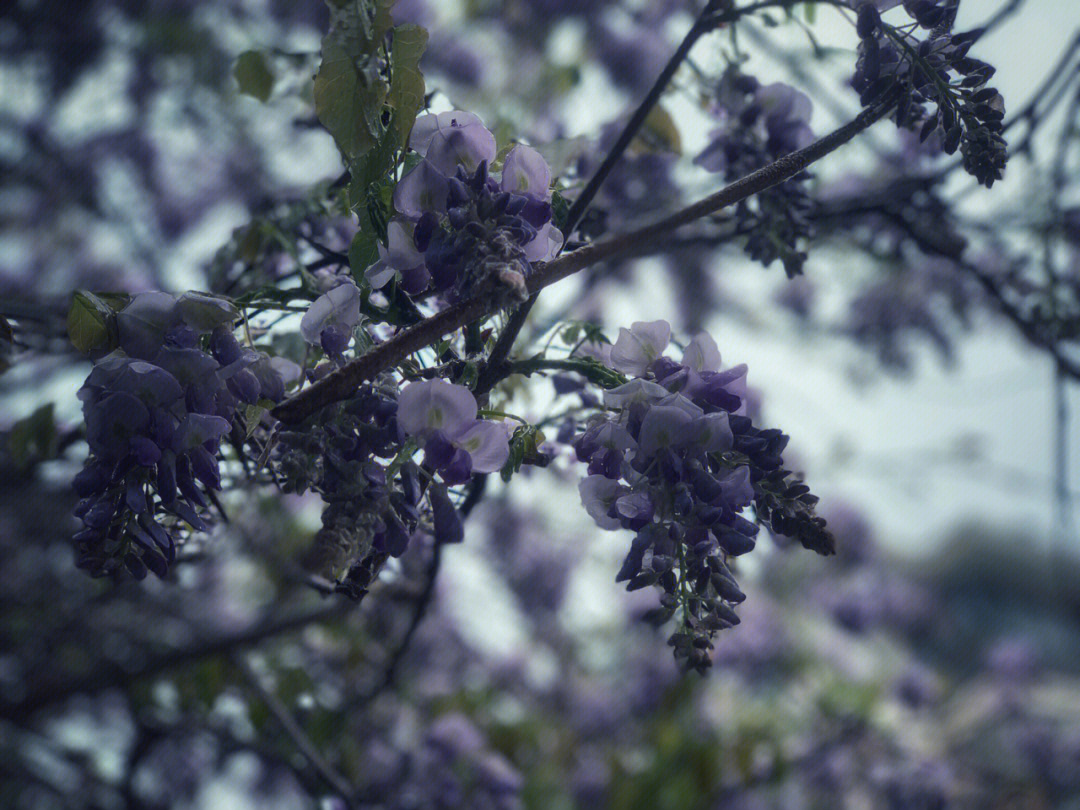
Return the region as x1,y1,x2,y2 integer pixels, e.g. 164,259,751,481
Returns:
592,421,637,451
176,292,238,333
300,281,361,346
693,411,733,453
522,221,563,262
397,379,478,437
578,475,625,530
423,429,457,469
440,447,473,485
603,379,669,409
717,466,754,508
500,145,551,199
268,356,302,387
113,360,184,407
173,413,231,451
454,420,511,473
152,347,220,389
386,219,425,269
393,159,450,219
657,392,704,420
609,320,671,376
424,123,497,176
366,260,396,289
248,356,287,402
409,110,485,155
117,292,180,360
637,404,695,455
84,392,151,459
615,491,654,522
682,333,721,373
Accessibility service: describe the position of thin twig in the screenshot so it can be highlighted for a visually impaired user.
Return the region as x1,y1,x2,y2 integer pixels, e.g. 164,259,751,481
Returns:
233,654,358,805
476,0,727,396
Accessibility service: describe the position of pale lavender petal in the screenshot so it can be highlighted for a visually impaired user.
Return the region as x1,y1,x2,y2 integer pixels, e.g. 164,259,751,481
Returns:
500,145,551,199
424,124,497,175
657,392,704,420
593,421,637,451
603,379,669,409
397,379,478,437
366,259,396,289
117,292,179,360
578,475,625,530
682,333,721,373
176,292,238,333
573,340,612,368
300,281,361,346
385,219,425,270
454,420,510,473
522,221,562,262
693,411,733,452
615,491,654,521
638,405,695,455
609,320,671,376
409,110,484,155
269,356,303,386
718,466,754,507
393,159,449,219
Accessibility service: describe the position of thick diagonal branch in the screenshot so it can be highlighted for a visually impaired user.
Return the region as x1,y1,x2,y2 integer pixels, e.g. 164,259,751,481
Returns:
272,103,891,424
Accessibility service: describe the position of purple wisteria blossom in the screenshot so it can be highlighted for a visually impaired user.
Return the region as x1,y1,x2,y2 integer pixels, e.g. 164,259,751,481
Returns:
375,112,561,300
567,319,828,670
300,280,362,356
73,292,287,579
398,379,510,484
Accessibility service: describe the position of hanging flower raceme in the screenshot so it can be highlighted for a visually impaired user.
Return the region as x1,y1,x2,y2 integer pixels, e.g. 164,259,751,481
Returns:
567,320,831,672
851,0,1006,187
273,377,509,599
368,111,562,302
695,71,816,276
72,292,290,579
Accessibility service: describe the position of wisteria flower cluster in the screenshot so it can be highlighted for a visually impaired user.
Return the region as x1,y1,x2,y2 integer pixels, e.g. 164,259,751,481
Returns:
571,320,832,671
369,111,562,302
696,72,816,276
853,0,1007,186
275,377,508,596
73,292,289,578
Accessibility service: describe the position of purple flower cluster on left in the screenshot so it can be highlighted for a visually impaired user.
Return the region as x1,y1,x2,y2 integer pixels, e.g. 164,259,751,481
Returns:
72,292,292,579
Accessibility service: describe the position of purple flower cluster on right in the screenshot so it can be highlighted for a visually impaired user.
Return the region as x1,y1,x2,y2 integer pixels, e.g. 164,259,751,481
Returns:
571,321,832,672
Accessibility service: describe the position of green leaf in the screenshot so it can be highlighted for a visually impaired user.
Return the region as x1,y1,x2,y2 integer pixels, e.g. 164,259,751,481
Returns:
313,39,386,161
234,50,274,102
350,126,400,202
348,229,379,283
551,190,571,231
803,2,817,24
500,425,548,483
9,403,57,468
67,291,114,354
388,24,428,144
244,403,268,438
